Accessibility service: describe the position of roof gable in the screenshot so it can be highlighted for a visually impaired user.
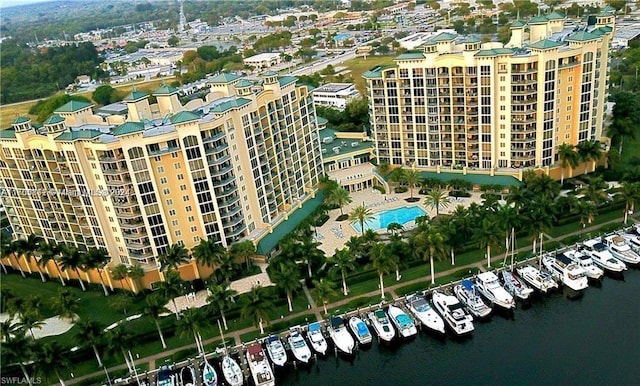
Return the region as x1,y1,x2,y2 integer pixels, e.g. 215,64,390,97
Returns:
54,100,92,113
209,73,240,84
170,111,200,124
528,39,563,50
113,121,145,136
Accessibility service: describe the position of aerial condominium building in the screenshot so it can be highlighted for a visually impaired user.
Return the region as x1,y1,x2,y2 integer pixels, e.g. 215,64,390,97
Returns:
0,71,323,273
364,12,614,175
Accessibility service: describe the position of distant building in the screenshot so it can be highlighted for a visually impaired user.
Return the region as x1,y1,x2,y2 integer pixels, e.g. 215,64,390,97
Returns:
311,83,360,110
243,52,282,70
612,25,640,48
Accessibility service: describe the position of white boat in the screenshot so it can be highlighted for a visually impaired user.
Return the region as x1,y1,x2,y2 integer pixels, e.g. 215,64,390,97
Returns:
327,316,355,354
564,248,604,280
287,330,312,363
516,265,558,293
474,272,516,309
180,365,196,386
366,309,396,342
201,362,217,386
406,293,445,334
265,335,287,367
245,343,275,386
431,291,474,336
621,233,640,252
542,254,589,291
221,356,243,386
604,235,640,265
157,366,176,386
348,316,372,345
582,239,627,272
306,322,328,355
453,279,492,319
387,305,418,338
499,270,534,301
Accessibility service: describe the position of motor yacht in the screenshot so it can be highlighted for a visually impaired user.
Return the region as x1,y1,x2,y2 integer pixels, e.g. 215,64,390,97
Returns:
157,366,176,386
306,322,328,355
474,272,515,309
220,356,243,386
582,239,627,272
604,235,640,265
327,316,355,354
406,293,445,334
453,279,492,319
366,309,396,342
387,305,418,338
431,290,474,336
348,316,372,345
542,253,589,291
620,232,640,253
516,265,558,293
564,248,604,280
500,270,534,301
265,335,287,367
246,343,275,386
287,329,312,364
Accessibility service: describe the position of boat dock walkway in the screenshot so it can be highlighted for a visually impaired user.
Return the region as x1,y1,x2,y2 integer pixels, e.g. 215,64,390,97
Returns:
64,217,639,385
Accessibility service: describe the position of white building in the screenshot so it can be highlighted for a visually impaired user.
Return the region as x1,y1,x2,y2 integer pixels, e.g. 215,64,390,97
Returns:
311,83,360,110
243,52,282,70
612,24,640,48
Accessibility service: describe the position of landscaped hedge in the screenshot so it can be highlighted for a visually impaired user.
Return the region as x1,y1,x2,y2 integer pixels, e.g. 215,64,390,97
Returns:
449,190,471,198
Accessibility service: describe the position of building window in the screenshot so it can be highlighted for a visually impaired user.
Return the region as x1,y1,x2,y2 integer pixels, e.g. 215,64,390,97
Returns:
163,188,170,195
177,174,184,180
166,199,173,205
180,185,187,191
175,230,182,236
190,226,197,232
160,177,168,184
188,216,195,222
185,206,192,212
158,166,164,173
169,209,176,216
172,220,178,226
500,133,505,139
182,195,189,202
174,163,181,169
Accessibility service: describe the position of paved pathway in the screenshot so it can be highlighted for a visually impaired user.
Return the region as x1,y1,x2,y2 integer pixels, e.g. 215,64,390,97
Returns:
301,285,323,321
64,216,638,385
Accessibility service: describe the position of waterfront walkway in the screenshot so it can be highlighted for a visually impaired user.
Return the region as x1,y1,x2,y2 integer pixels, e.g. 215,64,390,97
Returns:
64,216,639,385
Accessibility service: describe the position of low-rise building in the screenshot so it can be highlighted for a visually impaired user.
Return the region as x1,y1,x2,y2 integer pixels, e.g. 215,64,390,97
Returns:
311,83,360,110
243,53,282,70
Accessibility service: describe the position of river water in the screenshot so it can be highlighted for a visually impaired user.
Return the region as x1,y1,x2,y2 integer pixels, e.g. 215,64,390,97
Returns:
276,269,640,386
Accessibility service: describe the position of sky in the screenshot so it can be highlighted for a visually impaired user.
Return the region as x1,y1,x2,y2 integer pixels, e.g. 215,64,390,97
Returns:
0,0,52,8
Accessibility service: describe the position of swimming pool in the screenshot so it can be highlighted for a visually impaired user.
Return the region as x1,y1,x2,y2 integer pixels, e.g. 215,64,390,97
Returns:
351,206,427,233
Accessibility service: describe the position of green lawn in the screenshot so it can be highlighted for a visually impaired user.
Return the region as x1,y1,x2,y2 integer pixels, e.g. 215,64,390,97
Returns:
332,55,396,95
547,209,625,237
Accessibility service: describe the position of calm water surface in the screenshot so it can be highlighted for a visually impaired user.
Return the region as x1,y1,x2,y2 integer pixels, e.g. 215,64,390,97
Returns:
276,269,640,386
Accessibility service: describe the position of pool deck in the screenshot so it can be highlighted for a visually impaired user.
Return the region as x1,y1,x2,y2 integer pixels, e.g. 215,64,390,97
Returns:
314,189,487,256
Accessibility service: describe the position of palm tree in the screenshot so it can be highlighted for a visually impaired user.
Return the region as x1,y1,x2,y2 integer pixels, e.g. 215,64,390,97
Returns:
557,143,580,185
74,319,105,367
328,248,356,296
142,294,170,349
206,283,238,330
496,204,520,255
111,264,131,293
2,237,26,278
157,270,185,319
345,236,364,261
229,240,256,269
17,310,45,339
619,181,640,224
105,325,134,373
525,205,554,255
576,200,598,235
371,243,395,299
576,140,602,175
267,260,301,312
240,285,276,335
176,307,208,355
349,204,374,235
402,169,421,200
127,264,145,294
38,241,65,286
386,222,404,236
473,217,502,268
297,236,325,278
16,234,45,282
525,172,561,200
325,187,352,218
609,91,639,155
58,244,87,291
159,243,190,272
424,188,450,217
193,237,226,274
2,329,35,385
84,248,111,296
53,288,79,321
310,278,337,314
33,341,71,386
416,224,445,285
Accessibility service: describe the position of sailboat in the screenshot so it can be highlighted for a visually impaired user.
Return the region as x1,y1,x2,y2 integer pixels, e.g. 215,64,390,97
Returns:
500,227,533,301
216,319,243,386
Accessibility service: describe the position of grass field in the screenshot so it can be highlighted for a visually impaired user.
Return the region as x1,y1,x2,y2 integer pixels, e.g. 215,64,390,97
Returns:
328,55,396,95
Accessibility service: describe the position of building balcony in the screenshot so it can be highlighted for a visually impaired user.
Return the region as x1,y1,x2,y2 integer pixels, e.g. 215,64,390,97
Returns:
202,132,226,143
148,146,180,157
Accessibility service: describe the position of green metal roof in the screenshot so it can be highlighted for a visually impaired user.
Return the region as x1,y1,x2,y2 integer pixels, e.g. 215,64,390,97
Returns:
209,73,241,83
566,31,599,42
0,129,16,139
170,111,200,124
278,76,297,87
546,11,565,20
43,114,65,125
528,15,549,24
362,65,394,79
12,116,30,124
113,121,145,136
54,100,92,113
474,48,514,57
511,20,526,28
320,128,372,159
256,191,324,255
432,32,457,42
597,25,613,33
210,98,251,113
55,130,102,141
235,79,253,88
528,39,563,50
262,70,278,77
153,83,178,95
460,36,481,43
123,89,148,101
395,52,424,60
316,117,328,125
417,171,522,187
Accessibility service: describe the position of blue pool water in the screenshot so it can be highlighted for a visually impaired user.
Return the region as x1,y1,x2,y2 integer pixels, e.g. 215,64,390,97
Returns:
352,206,427,233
